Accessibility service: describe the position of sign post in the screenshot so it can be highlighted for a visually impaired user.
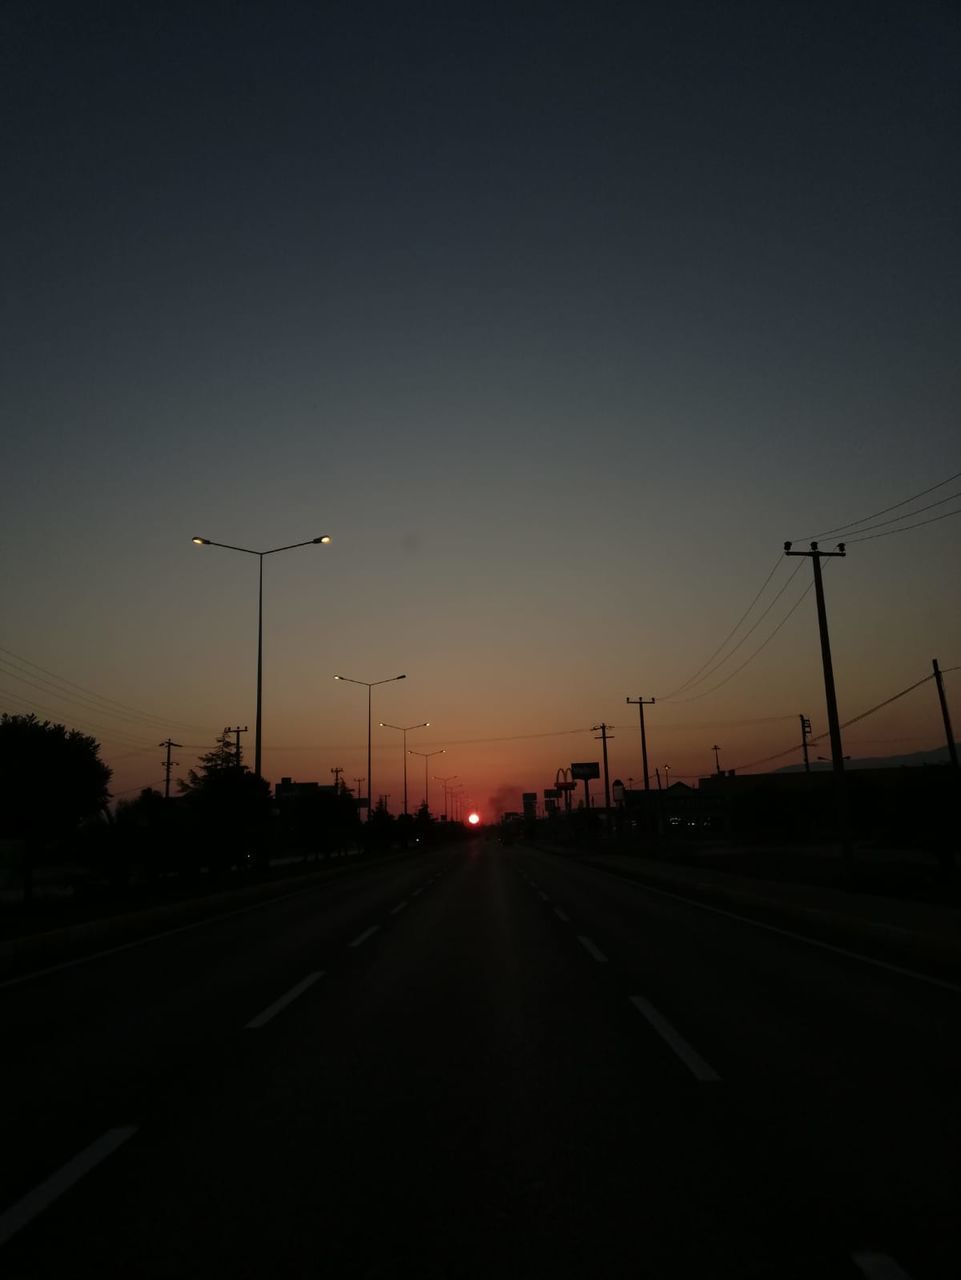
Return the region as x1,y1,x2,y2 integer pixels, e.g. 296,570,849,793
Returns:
571,761,600,811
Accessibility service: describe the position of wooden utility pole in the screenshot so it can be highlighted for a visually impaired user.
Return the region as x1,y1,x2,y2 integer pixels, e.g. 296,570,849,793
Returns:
784,541,851,866
225,725,248,767
626,697,654,791
932,659,959,770
331,766,344,792
712,744,722,775
159,739,182,800
799,715,813,773
593,723,614,811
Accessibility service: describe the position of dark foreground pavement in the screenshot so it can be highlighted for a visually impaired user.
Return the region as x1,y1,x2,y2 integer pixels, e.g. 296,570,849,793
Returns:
1,837,958,1277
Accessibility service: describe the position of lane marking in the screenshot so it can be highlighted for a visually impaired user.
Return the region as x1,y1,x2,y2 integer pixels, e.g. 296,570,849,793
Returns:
553,906,570,923
349,925,380,948
389,901,408,915
0,854,436,992
851,1251,914,1279
629,996,721,1082
577,935,608,963
0,884,327,992
245,972,324,1030
563,859,961,996
411,888,424,897
537,891,550,902
0,1125,138,1247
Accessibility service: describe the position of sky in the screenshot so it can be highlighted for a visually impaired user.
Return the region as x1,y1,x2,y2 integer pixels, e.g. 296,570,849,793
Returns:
1,0,959,819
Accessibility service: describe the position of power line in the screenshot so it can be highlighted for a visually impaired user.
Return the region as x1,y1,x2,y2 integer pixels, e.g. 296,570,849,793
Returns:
728,671,937,772
669,576,815,703
0,684,159,750
800,467,961,540
0,644,212,733
845,505,961,544
823,489,961,538
657,555,785,700
664,560,805,699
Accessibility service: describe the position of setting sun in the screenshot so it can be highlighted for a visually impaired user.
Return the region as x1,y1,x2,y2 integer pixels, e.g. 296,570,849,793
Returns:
467,812,480,826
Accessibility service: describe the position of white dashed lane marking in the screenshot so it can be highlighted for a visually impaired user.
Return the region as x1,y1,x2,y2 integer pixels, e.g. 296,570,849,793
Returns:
245,972,325,1030
0,1126,139,1247
349,926,380,948
576,936,608,963
629,996,720,1083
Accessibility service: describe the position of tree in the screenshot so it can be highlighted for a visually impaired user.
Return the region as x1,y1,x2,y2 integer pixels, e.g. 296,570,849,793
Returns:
178,732,271,874
0,713,112,902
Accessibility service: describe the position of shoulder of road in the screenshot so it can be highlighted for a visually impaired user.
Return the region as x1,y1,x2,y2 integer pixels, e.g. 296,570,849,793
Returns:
0,853,416,982
534,843,961,983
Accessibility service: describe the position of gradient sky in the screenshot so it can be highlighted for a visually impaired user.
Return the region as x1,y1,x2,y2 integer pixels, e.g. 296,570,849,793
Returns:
2,0,959,817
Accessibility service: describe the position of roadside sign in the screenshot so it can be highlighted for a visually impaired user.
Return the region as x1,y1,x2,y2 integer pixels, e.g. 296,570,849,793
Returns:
544,788,560,799
571,762,600,781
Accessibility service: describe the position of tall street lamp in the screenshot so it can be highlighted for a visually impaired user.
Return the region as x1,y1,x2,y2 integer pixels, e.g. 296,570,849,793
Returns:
408,748,445,814
334,674,406,818
434,774,458,820
380,721,430,815
192,534,331,780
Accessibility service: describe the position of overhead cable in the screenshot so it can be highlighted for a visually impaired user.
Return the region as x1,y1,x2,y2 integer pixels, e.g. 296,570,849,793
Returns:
845,506,961,544
801,467,961,540
668,576,815,704
656,555,786,700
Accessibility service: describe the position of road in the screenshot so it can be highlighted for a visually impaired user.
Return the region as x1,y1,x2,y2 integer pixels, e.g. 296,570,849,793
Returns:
1,837,958,1277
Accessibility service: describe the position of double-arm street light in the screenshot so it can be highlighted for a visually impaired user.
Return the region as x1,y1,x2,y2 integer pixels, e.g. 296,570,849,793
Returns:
192,534,331,780
408,748,445,815
334,674,406,819
380,721,430,815
434,774,458,820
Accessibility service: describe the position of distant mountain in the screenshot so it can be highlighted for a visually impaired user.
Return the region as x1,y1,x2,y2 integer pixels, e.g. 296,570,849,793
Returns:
776,744,958,773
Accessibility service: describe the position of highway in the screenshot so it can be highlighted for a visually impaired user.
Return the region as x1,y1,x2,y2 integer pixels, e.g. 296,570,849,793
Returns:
1,837,958,1277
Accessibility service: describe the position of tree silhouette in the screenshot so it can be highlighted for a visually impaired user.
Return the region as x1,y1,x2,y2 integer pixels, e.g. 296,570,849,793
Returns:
0,713,112,903
178,732,270,873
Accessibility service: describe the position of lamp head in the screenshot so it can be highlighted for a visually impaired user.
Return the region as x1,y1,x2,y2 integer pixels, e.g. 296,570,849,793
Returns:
313,535,332,544
192,537,209,545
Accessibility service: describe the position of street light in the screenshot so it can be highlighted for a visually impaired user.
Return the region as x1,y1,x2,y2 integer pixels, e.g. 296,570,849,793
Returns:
334,673,406,819
192,534,331,780
408,748,445,814
380,721,430,815
434,774,458,820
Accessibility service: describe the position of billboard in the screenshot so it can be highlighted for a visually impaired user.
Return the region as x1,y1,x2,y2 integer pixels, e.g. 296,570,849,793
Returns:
522,792,537,818
570,762,600,781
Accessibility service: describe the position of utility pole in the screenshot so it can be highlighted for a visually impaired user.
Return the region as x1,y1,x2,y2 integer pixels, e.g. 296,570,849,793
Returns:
932,659,959,770
159,739,182,800
626,697,654,791
593,723,614,811
225,725,248,768
331,766,344,792
353,777,365,810
712,744,722,775
799,715,813,773
784,540,851,866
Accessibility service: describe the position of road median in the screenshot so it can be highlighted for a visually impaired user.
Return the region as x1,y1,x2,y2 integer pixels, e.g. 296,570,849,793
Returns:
536,844,961,983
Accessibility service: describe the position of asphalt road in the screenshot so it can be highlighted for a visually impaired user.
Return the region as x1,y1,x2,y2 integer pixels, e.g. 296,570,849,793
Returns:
1,837,958,1278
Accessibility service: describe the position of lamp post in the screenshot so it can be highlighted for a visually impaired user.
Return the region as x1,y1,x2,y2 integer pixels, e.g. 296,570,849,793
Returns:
334,674,406,820
380,721,430,815
408,748,445,814
192,534,331,780
434,774,458,820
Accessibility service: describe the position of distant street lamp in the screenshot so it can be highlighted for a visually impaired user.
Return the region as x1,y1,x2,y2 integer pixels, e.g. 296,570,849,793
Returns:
334,673,405,819
408,748,445,814
192,534,331,780
434,774,458,820
380,721,430,815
